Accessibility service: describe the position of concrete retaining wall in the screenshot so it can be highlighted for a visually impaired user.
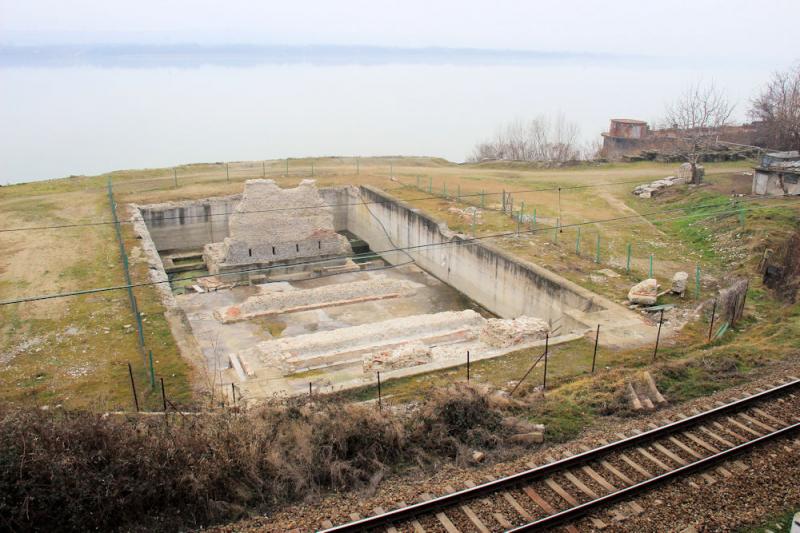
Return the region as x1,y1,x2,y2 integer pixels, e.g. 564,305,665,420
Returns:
338,186,612,329
138,196,239,252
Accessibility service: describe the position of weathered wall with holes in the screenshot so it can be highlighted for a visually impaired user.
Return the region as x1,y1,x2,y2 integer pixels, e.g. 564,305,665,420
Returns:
334,185,618,330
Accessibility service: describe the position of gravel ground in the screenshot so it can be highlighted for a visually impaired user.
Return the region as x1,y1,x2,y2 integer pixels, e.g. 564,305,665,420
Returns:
204,362,800,533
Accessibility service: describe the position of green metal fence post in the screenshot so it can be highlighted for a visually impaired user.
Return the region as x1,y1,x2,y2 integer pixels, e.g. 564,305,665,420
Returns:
533,208,537,228
516,211,521,235
148,350,156,389
649,253,654,278
576,227,581,255
695,264,701,298
626,243,632,273
595,234,601,264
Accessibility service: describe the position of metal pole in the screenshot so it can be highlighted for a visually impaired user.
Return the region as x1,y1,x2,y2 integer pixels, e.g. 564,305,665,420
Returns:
231,383,236,405
708,299,718,342
626,243,632,273
502,190,506,212
595,234,601,264
516,211,521,235
533,208,537,228
377,371,382,410
309,382,312,399
160,377,167,412
148,350,155,389
653,309,664,361
649,254,654,278
557,187,561,224
695,265,701,299
466,350,470,381
542,334,549,391
576,227,581,255
591,324,600,373
127,362,139,412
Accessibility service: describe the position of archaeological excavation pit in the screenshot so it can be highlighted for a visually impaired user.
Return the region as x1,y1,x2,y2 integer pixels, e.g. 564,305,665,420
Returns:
132,179,645,400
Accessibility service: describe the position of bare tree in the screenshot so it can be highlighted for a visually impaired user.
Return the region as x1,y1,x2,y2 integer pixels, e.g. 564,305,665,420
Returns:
663,82,735,184
468,113,582,163
749,63,800,152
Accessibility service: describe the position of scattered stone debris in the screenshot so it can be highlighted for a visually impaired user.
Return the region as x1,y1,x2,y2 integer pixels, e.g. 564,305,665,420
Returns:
676,162,705,181
626,371,668,411
633,175,689,198
447,206,482,224
671,271,689,296
479,316,550,348
596,268,621,278
627,278,659,305
363,342,433,373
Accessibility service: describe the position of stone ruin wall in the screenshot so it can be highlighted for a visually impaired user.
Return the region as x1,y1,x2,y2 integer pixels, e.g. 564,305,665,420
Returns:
205,179,352,272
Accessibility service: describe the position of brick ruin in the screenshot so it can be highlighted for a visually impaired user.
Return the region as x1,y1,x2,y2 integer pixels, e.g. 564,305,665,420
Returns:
203,179,352,275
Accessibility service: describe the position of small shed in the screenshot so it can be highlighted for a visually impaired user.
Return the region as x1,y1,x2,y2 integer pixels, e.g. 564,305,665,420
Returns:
752,151,800,196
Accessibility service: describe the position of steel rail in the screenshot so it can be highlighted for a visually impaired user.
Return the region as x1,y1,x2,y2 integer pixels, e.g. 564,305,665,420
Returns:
509,421,800,531
319,378,800,532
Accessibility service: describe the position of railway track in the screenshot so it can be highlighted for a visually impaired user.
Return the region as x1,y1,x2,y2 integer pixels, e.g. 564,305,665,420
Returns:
319,376,800,532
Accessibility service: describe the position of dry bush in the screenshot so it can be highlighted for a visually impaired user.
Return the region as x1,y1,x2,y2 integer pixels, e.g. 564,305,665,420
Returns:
0,383,516,531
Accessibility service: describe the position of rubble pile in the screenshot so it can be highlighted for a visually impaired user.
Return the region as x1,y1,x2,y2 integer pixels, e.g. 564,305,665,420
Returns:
479,316,550,348
628,278,659,305
363,342,433,372
632,176,688,198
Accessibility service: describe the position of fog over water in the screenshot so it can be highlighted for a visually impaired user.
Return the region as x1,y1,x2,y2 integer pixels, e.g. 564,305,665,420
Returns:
0,45,777,184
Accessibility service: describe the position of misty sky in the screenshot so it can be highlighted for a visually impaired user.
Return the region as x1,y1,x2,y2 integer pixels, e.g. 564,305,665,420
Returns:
2,0,799,63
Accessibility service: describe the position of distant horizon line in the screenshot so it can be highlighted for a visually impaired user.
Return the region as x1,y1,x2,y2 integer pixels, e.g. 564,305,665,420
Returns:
0,42,654,68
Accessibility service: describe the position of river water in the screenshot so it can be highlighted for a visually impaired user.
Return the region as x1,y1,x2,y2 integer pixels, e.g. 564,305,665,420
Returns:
0,52,771,184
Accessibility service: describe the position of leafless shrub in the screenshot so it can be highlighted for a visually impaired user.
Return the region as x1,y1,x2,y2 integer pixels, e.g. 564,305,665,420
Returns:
663,82,735,183
749,62,800,152
468,113,583,163
0,383,516,531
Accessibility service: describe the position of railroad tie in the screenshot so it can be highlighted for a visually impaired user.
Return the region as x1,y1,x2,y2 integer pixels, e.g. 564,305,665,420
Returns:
635,447,671,472
667,436,704,460
725,417,762,438
443,485,488,533
397,501,426,533
683,431,721,454
712,421,749,442
492,512,513,529
699,426,735,448
420,493,460,533
738,413,776,432
751,407,787,426
481,475,532,521
372,507,398,533
652,443,688,466
619,453,653,478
